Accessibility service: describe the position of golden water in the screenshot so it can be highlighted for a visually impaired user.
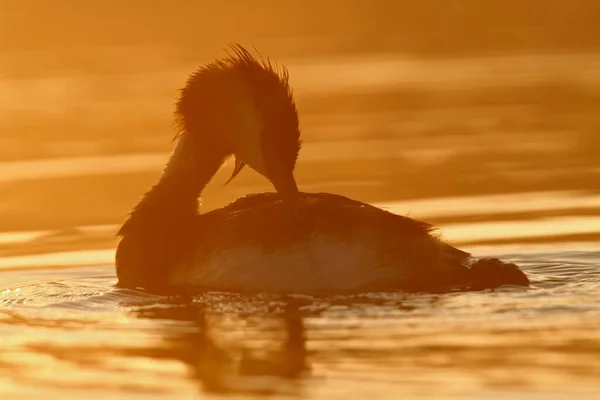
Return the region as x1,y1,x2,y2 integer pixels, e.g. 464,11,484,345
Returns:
1,18,600,396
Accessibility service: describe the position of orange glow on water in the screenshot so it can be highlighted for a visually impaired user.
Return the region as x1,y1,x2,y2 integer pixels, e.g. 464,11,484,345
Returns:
1,2,599,399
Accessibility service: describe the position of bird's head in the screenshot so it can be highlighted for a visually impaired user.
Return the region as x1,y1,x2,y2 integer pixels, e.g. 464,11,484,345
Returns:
175,44,303,206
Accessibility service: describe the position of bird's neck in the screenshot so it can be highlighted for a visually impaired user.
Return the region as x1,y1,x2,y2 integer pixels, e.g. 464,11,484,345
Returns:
118,137,226,236
116,136,228,290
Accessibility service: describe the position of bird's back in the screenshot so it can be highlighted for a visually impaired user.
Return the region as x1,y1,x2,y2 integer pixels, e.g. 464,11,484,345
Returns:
168,193,472,294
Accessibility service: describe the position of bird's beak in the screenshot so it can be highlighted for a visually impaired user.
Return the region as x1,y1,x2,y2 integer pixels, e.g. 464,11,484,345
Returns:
226,146,305,210
224,157,246,186
223,156,303,208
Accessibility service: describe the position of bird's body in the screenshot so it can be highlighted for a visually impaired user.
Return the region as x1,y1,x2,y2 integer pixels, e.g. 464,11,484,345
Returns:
116,45,530,294
167,192,472,294
119,191,526,294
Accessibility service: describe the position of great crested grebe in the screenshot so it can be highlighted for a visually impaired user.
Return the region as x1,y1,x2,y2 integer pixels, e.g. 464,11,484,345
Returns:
116,45,529,294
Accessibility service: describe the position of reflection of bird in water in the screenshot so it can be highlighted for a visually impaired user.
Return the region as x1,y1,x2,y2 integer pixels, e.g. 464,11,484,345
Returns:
135,299,310,395
238,300,309,379
115,44,529,294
